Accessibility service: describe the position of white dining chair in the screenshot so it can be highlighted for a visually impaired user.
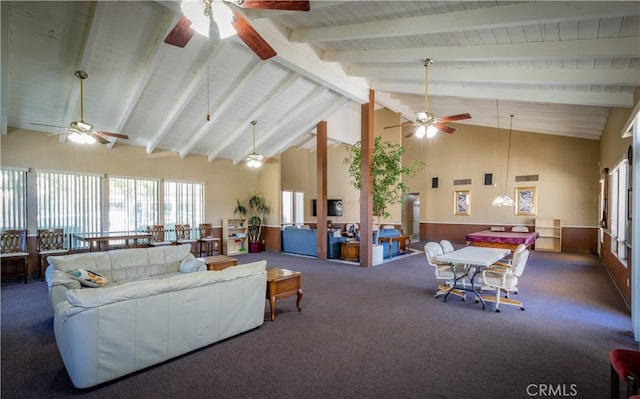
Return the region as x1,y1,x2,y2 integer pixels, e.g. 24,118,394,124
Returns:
424,242,467,301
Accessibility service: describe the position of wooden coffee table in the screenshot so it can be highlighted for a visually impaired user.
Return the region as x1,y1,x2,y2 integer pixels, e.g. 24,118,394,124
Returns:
197,255,238,271
266,267,303,321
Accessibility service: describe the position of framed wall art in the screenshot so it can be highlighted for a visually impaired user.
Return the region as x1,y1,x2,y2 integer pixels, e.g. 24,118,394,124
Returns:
454,190,470,216
515,187,536,216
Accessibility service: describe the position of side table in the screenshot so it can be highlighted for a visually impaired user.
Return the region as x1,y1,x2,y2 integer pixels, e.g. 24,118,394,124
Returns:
266,267,303,321
341,240,360,261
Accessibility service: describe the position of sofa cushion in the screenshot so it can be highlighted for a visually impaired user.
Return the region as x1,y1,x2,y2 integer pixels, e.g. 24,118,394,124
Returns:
48,252,112,275
109,245,192,281
69,269,110,288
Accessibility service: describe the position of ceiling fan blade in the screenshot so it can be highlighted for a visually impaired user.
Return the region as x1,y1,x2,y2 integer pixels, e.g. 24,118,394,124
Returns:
96,131,129,140
31,122,66,129
438,113,471,123
230,0,310,11
90,133,110,144
231,10,277,60
384,121,414,130
435,124,456,134
164,16,195,48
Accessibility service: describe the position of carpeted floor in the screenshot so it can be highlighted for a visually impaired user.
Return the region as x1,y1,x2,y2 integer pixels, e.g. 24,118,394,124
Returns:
1,243,637,398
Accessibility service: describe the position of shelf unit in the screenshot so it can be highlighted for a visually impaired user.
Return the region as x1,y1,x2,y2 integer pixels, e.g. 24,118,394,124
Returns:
535,217,562,252
222,218,248,256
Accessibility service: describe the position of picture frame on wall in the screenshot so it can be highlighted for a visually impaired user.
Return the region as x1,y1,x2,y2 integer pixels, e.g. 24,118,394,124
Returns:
454,190,470,216
515,187,537,216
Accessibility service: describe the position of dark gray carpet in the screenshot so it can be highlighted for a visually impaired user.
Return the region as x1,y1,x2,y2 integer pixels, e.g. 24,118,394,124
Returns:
1,243,636,398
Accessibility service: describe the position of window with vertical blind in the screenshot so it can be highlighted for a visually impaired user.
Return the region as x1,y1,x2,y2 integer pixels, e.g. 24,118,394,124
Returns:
1,168,28,230
37,170,102,247
163,181,204,239
282,190,304,227
109,177,159,232
282,191,293,225
610,159,629,264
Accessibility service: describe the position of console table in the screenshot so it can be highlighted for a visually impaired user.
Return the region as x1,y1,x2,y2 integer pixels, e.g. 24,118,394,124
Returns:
378,235,411,259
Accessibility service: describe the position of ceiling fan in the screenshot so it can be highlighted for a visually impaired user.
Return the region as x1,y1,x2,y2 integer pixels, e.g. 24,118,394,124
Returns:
385,58,472,138
164,0,310,60
31,70,129,144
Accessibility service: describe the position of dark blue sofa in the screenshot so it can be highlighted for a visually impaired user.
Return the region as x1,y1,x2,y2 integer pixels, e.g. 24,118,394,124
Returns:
281,227,347,259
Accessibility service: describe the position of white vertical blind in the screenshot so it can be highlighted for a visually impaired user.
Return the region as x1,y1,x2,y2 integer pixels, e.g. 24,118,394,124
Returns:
0,168,27,230
37,171,102,247
610,168,619,254
282,191,293,224
294,192,304,226
109,177,159,232
164,181,204,238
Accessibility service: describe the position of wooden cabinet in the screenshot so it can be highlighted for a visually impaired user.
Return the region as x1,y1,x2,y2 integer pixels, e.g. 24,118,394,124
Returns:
222,218,248,256
535,217,562,252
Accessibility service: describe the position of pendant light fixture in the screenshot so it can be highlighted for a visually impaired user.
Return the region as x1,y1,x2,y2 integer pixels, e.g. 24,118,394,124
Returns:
492,107,515,207
246,120,263,169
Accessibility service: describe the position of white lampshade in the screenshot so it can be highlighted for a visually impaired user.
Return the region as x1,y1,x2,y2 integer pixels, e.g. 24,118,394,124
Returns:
492,194,515,207
426,124,438,138
415,125,426,138
181,0,236,39
67,132,96,144
246,153,263,168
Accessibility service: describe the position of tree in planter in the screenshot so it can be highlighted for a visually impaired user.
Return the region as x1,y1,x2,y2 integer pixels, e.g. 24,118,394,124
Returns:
234,193,270,252
344,136,424,243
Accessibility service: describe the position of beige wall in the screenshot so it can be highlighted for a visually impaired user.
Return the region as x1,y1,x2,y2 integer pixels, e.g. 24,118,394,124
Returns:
402,122,600,227
1,128,273,229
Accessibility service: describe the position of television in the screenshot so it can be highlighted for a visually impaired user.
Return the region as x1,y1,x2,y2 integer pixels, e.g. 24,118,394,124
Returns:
312,199,343,217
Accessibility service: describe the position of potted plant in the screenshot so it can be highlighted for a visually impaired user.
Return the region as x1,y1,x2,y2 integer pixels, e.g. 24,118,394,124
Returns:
234,193,270,253
344,136,424,245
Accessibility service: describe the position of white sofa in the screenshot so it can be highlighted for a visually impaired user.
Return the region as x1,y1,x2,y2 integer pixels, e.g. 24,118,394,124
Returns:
45,245,267,388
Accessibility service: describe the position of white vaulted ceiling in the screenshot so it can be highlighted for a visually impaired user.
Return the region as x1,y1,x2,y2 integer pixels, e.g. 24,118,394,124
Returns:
2,1,639,162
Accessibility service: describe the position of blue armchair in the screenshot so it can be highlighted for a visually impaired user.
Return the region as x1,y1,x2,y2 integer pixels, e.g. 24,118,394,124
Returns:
328,232,347,259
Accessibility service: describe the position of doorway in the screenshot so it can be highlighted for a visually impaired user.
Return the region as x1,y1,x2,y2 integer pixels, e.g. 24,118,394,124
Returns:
402,193,421,242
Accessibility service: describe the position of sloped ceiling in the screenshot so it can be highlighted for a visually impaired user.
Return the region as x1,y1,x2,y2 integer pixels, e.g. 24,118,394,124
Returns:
2,1,639,163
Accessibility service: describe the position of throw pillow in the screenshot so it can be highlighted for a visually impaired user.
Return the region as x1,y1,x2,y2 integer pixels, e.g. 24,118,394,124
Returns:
69,269,110,288
333,229,342,238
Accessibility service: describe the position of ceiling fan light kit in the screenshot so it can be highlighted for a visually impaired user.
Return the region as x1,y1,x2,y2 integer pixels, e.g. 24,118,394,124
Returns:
181,0,236,39
68,132,97,144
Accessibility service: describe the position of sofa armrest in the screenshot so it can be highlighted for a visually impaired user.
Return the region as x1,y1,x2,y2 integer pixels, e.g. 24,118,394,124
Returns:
46,268,82,312
46,267,82,290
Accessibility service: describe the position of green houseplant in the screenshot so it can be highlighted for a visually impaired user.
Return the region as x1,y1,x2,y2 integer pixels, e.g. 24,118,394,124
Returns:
344,136,424,243
234,193,270,253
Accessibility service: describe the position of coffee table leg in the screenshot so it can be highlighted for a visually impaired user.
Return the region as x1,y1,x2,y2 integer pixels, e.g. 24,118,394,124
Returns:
269,295,276,321
296,289,303,311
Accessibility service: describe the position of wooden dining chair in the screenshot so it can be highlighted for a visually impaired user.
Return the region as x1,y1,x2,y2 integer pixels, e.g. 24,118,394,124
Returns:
146,225,172,247
175,224,197,253
37,228,69,281
0,230,29,284
198,223,220,257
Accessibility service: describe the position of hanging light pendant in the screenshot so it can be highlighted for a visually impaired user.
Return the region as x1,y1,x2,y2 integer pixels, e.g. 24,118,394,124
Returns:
246,120,263,168
492,112,515,207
